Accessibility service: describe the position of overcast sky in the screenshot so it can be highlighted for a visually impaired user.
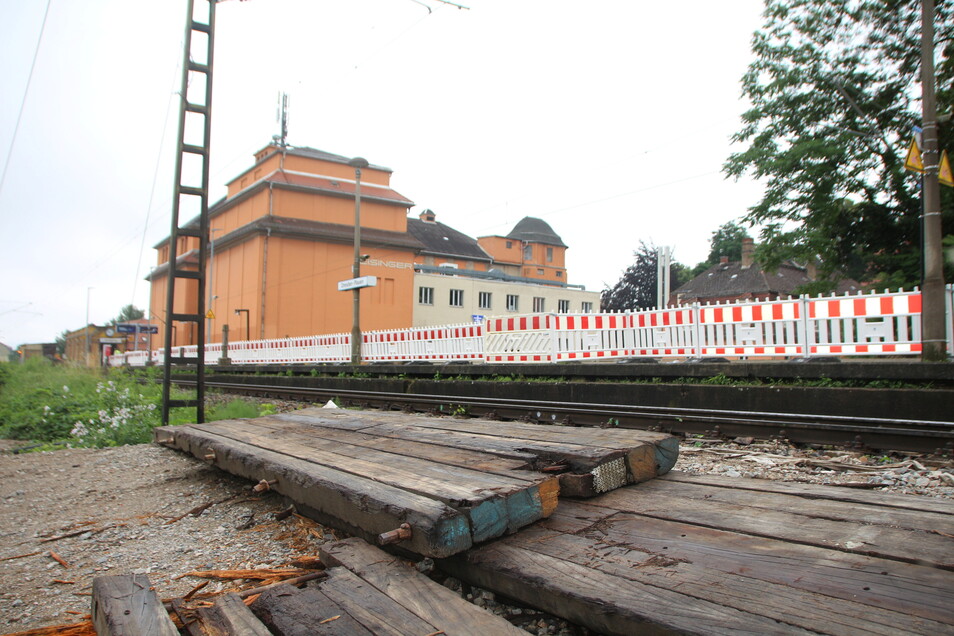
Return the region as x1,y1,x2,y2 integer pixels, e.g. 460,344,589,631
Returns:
0,0,765,347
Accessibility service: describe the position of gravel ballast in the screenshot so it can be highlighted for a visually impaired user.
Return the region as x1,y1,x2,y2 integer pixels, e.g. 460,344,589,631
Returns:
0,424,950,634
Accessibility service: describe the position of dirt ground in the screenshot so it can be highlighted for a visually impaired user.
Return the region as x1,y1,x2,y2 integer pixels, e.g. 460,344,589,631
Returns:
0,426,950,634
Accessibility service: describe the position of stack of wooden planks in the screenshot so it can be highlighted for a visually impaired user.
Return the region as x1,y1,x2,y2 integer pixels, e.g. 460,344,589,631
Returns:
155,408,678,557
90,538,526,635
441,471,954,635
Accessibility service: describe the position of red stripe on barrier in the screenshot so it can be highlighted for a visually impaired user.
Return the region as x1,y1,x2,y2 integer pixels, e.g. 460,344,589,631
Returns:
881,296,893,315
854,298,866,316
910,293,922,313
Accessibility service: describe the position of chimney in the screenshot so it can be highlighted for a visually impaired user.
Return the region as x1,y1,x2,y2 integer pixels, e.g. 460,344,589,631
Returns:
419,209,436,223
805,260,817,281
719,256,729,265
741,237,755,269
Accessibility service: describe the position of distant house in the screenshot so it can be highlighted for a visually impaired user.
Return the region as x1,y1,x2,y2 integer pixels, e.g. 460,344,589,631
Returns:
0,342,13,362
672,238,860,305
20,343,58,362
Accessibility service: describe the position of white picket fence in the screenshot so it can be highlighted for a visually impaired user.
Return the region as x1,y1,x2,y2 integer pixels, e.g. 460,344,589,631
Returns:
109,287,954,367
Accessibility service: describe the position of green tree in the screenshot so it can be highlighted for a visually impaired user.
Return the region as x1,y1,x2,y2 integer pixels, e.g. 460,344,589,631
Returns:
54,329,68,356
689,221,753,277
724,0,954,288
706,221,751,264
601,242,690,311
113,304,145,324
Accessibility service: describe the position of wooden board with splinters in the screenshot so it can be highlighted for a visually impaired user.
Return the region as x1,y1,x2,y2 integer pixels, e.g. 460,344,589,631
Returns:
156,408,677,557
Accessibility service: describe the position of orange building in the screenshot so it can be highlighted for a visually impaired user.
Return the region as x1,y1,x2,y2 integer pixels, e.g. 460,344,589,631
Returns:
478,217,568,283
148,144,598,346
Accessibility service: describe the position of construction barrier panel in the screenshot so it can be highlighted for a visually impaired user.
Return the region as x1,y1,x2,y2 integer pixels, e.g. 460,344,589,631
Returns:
109,286,952,367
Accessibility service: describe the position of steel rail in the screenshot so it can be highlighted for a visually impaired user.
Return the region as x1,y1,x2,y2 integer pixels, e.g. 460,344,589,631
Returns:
170,378,954,454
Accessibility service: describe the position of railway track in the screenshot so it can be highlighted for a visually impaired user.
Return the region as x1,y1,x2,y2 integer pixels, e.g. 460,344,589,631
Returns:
172,377,954,454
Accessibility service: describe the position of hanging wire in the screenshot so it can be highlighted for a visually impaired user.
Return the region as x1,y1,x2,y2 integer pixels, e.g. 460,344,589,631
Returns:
0,0,53,202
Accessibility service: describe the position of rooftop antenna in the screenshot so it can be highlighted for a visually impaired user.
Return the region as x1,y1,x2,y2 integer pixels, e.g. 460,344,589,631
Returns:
275,92,289,148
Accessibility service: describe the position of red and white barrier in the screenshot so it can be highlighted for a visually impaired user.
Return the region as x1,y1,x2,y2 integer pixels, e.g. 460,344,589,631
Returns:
108,286,953,367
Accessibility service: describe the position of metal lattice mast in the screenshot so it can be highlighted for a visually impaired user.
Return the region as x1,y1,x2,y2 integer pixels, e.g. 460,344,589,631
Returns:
161,0,217,424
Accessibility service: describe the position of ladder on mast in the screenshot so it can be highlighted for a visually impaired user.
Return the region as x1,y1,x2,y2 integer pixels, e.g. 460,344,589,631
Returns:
161,0,218,425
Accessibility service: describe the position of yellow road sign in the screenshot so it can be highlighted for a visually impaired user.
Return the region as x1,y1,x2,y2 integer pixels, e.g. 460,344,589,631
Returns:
904,138,924,173
940,150,953,187
205,310,215,319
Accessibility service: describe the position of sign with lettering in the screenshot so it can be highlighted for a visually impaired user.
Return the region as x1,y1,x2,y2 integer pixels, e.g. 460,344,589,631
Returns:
337,276,378,291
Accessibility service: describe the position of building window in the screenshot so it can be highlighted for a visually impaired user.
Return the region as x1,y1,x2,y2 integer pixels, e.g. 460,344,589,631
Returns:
547,247,553,262
557,300,570,313
506,294,519,311
523,244,533,260
506,240,513,249
418,287,434,305
556,271,563,277
533,297,545,312
449,289,464,307
537,268,545,275
581,302,593,313
478,291,492,309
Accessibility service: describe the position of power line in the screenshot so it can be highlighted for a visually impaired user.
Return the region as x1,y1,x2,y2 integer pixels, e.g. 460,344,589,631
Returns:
0,0,52,202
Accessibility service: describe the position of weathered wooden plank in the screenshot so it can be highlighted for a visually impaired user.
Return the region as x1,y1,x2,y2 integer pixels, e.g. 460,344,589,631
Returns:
494,528,950,636
439,539,815,636
156,425,472,557
191,420,557,542
318,567,440,636
633,475,952,532
271,408,679,484
254,416,536,474
587,479,954,568
203,418,544,492
663,471,954,515
273,409,654,472
324,419,630,471
91,574,179,636
284,407,674,448
323,410,681,475
521,514,954,629
196,592,272,636
250,583,372,635
320,538,527,636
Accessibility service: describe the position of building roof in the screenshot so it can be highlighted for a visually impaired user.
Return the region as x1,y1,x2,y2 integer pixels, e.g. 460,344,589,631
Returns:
267,171,414,206
154,171,415,249
505,217,567,247
407,217,492,262
255,144,393,173
674,260,861,301
147,216,424,281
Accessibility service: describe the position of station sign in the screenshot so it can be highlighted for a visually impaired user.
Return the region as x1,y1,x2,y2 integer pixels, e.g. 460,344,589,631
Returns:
116,323,159,334
99,337,126,344
337,276,378,291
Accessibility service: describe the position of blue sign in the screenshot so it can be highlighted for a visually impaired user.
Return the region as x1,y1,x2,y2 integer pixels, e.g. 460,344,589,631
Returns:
116,324,159,334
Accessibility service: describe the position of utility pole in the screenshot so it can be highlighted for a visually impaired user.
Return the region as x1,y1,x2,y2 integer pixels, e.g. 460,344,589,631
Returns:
656,246,671,309
349,157,369,365
85,287,92,367
919,0,947,361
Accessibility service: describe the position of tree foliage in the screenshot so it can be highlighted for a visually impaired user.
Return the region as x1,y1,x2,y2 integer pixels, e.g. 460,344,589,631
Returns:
113,304,145,324
725,0,954,288
601,242,690,311
706,221,751,264
688,221,753,277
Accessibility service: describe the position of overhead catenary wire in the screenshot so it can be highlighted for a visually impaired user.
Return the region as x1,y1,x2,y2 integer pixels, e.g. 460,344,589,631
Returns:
0,0,52,204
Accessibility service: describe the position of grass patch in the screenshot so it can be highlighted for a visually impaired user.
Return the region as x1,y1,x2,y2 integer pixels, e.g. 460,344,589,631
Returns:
0,360,276,450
